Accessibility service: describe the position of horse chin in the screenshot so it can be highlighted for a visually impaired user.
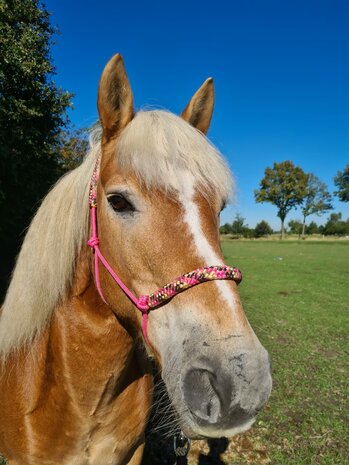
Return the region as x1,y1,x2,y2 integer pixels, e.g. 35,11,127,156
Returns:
178,415,256,440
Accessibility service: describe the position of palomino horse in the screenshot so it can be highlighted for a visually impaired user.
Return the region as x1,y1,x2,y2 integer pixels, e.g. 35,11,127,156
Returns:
0,54,272,465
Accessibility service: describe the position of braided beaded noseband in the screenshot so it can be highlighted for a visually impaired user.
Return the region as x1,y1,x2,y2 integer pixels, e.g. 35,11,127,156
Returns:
87,157,242,345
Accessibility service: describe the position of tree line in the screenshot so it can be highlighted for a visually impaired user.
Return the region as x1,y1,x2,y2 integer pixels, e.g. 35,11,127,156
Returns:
221,160,349,239
220,215,273,238
221,211,349,239
253,160,348,239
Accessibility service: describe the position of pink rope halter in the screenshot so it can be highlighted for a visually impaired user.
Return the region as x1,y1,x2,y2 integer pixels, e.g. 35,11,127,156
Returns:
87,157,242,345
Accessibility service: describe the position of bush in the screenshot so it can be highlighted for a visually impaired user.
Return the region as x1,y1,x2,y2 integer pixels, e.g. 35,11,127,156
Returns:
254,220,273,238
323,213,349,236
220,223,232,234
288,219,303,235
305,221,319,235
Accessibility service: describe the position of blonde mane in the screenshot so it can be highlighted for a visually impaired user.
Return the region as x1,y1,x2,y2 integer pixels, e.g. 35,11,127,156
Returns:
0,110,233,357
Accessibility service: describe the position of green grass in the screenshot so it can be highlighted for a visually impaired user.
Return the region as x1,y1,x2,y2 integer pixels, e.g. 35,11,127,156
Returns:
1,241,348,465
211,240,349,465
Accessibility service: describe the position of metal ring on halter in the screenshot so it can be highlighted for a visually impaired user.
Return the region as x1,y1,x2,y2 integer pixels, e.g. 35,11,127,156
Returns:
173,431,191,457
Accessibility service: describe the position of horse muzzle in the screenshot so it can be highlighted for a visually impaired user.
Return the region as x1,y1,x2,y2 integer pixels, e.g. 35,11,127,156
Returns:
171,348,272,438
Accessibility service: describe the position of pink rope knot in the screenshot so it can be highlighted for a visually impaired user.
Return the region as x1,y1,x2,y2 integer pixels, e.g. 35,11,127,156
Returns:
87,237,99,248
138,295,150,312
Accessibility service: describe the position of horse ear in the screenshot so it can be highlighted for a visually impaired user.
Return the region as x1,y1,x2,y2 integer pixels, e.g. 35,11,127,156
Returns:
97,53,134,141
181,78,214,134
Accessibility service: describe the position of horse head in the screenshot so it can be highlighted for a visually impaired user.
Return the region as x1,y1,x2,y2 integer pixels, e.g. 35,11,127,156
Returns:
94,53,272,439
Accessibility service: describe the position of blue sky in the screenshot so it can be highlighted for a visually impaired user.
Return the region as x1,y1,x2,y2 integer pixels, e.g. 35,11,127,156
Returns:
46,0,349,230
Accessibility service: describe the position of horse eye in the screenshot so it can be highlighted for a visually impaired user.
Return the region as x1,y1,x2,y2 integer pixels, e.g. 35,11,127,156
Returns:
220,201,227,213
107,194,134,213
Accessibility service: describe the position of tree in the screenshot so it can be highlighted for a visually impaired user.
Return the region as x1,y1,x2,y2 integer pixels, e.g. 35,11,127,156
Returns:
219,223,233,235
0,0,72,297
254,220,273,238
318,224,325,235
300,173,332,237
241,226,254,238
288,219,303,236
323,213,349,236
57,126,89,171
334,165,349,202
231,214,246,237
305,221,318,235
329,212,342,223
255,161,308,239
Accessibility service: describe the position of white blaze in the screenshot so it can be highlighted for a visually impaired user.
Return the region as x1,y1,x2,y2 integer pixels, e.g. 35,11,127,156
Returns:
178,172,237,310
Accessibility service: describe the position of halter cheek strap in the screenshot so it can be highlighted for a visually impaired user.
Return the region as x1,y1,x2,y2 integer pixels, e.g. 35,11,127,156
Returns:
87,157,242,345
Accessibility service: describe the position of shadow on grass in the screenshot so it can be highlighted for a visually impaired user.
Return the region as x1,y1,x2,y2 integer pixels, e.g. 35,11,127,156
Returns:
198,438,229,465
142,436,229,465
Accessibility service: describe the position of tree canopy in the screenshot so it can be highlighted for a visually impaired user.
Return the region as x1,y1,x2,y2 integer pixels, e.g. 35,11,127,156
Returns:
0,0,72,297
288,219,303,236
334,164,349,202
254,220,273,238
0,0,72,238
322,213,349,236
300,173,332,236
231,214,246,236
57,126,89,171
254,160,308,239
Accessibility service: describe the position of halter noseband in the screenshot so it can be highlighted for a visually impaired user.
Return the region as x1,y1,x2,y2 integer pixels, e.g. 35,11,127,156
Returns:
87,157,242,345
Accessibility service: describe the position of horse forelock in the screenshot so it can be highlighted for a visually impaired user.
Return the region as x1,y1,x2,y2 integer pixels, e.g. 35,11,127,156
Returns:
116,110,233,201
0,110,234,357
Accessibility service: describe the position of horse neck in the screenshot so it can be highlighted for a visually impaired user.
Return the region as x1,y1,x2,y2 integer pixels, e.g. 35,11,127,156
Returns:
45,251,147,408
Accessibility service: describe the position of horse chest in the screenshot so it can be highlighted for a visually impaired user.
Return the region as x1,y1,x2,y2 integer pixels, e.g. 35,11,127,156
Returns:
0,348,151,465
68,404,146,465
58,374,149,465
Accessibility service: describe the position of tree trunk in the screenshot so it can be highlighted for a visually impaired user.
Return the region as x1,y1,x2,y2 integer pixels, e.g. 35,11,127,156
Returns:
281,219,285,240
302,216,306,238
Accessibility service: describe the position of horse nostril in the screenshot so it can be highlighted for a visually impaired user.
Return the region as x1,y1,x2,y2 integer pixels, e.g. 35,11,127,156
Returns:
182,368,222,423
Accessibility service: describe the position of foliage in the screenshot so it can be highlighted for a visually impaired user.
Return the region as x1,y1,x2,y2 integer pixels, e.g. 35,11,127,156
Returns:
57,126,89,171
300,173,332,236
254,220,273,238
334,164,349,202
0,0,72,232
0,0,72,297
219,215,255,238
287,219,303,235
288,219,319,236
328,212,342,223
305,220,318,235
241,227,254,238
231,213,246,236
221,217,275,239
323,213,349,236
255,161,308,239
231,214,254,238
219,222,233,235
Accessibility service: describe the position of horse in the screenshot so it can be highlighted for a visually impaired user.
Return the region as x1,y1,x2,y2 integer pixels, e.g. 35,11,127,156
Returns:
0,53,272,465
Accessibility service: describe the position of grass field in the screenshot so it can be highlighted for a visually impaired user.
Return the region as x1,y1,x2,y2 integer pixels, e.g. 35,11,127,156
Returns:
187,240,349,465
1,241,348,465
